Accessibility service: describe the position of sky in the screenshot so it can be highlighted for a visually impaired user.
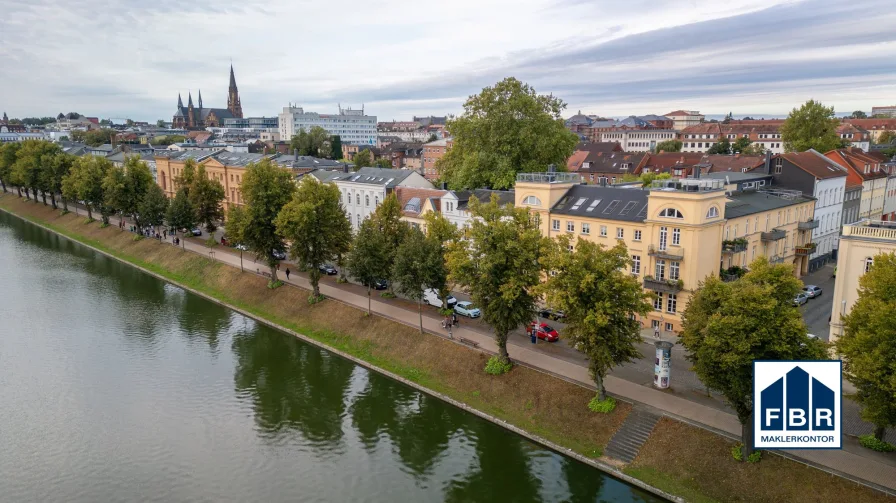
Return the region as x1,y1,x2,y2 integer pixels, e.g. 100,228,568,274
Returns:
1,0,895,122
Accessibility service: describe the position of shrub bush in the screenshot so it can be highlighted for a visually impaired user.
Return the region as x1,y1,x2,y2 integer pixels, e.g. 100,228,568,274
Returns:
205,237,218,248
380,291,396,299
587,395,616,413
731,443,763,462
859,434,896,452
267,280,283,289
308,294,325,305
484,356,512,375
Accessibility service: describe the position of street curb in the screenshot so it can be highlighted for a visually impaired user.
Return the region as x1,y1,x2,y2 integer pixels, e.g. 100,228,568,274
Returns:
0,203,684,503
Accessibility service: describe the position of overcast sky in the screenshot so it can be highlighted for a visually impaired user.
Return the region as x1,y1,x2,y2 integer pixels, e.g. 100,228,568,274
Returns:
1,0,895,122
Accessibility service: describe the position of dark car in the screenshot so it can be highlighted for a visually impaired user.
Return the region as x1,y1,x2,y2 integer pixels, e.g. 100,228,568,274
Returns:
319,264,337,275
538,308,566,321
271,250,287,260
190,228,203,236
372,279,388,290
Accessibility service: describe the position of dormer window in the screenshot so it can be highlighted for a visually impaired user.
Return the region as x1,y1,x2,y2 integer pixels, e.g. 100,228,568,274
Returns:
522,195,541,207
658,208,684,219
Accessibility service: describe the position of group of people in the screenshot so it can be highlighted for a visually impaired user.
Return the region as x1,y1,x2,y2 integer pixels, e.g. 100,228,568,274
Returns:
119,218,168,242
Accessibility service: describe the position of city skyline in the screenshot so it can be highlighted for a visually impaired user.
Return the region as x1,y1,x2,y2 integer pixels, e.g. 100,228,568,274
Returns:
2,0,895,121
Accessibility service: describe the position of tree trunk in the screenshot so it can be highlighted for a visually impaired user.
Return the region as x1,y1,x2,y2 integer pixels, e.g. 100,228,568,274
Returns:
418,299,423,334
86,206,93,220
41,191,48,205
496,331,510,362
269,261,278,283
310,268,321,298
741,413,755,461
874,425,886,441
367,286,372,315
0,180,6,192
50,193,57,209
62,197,68,212
16,187,22,197
594,374,607,401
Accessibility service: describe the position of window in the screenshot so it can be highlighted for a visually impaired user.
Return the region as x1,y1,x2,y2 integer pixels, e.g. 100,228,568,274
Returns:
654,292,664,311
375,196,379,206
672,228,681,246
582,223,590,235
632,255,641,275
665,322,674,332
865,257,874,273
552,219,560,231
670,261,680,280
705,206,719,219
356,214,360,225
523,195,541,206
616,228,624,239
365,194,370,207
659,226,668,250
571,197,588,210
667,294,677,314
746,219,750,234
356,193,360,205
600,225,607,237
774,158,783,174
658,208,683,219
655,259,666,280
567,221,574,233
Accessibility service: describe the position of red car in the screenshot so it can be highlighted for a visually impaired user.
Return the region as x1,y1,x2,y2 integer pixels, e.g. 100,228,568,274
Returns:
527,322,559,342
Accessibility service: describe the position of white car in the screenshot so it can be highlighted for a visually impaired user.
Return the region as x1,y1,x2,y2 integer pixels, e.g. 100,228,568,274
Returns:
423,289,457,309
454,301,481,318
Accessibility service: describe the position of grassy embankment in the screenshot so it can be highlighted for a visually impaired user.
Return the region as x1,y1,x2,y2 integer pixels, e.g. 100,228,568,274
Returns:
1,193,890,503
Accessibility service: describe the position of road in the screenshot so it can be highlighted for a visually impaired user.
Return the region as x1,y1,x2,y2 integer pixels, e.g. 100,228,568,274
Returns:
798,263,836,341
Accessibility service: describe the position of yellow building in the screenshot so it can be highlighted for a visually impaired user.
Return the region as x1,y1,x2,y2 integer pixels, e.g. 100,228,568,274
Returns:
515,172,816,334
829,220,896,343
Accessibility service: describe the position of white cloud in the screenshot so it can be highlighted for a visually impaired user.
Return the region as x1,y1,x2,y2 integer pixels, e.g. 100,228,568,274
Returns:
0,0,893,121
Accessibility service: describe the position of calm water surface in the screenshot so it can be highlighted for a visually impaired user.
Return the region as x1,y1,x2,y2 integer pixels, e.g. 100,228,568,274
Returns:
0,210,662,502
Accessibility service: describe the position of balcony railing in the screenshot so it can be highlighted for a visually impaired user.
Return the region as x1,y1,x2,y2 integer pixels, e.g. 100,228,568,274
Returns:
721,239,748,253
769,255,785,264
794,243,817,256
797,219,820,231
648,244,684,260
643,276,684,294
761,229,787,242
516,172,580,184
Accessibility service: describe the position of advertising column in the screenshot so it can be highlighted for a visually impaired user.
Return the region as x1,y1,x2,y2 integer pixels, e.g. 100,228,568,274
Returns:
654,341,673,389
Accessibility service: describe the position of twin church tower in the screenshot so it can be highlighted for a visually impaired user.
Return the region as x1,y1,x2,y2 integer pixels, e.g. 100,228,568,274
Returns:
172,65,243,129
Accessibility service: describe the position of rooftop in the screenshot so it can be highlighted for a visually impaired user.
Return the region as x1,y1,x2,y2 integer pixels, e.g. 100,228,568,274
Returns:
454,189,515,210
778,150,848,180
550,185,649,222
326,167,416,188
842,220,896,241
648,178,726,192
724,190,814,219
517,172,580,184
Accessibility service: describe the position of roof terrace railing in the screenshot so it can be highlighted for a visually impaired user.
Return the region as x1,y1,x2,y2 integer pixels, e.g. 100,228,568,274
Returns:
648,178,725,192
516,172,581,184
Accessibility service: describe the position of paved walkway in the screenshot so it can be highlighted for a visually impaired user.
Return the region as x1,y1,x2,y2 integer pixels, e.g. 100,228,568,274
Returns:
40,199,894,494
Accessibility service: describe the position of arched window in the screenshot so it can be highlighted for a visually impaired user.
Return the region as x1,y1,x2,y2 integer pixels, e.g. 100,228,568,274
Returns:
659,208,684,219
522,195,541,206
705,206,719,219
160,171,167,191
865,257,874,273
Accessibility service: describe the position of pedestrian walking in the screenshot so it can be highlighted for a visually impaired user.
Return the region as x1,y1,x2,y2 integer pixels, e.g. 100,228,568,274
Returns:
654,325,660,339
163,230,167,239
285,268,291,280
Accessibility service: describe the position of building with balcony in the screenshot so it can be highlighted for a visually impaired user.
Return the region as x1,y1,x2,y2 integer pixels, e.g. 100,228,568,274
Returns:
515,172,816,334
829,220,896,343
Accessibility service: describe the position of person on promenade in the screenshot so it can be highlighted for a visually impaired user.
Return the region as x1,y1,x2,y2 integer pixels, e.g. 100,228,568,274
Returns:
654,325,660,339
285,268,291,280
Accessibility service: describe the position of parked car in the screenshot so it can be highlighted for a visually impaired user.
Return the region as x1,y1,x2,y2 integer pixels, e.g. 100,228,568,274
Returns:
454,301,481,318
319,264,337,275
793,292,809,306
538,307,566,321
234,243,248,251
271,250,287,260
803,285,822,298
527,322,560,342
190,228,202,236
423,289,457,309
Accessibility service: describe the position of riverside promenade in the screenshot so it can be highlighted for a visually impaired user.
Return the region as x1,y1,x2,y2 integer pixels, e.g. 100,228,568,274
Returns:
48,202,896,495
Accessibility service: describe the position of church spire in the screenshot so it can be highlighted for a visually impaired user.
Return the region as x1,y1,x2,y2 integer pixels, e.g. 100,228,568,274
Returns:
177,93,183,108
198,89,203,109
187,92,194,108
229,64,237,89
2,111,7,123
227,64,243,119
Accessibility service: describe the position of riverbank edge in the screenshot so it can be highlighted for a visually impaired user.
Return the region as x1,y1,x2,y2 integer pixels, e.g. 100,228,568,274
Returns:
0,203,684,503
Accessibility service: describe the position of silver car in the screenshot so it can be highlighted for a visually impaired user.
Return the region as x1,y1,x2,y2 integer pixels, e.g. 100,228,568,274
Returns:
454,301,481,318
793,292,809,306
803,285,822,298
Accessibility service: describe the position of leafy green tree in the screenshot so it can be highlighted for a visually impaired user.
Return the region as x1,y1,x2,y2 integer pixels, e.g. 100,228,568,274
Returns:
438,77,578,190
12,140,60,202
622,172,671,187
707,137,731,154
424,211,460,308
654,139,682,153
538,234,652,403
189,164,225,232
139,183,169,228
274,177,352,300
103,156,154,226
156,120,166,128
290,126,330,157
393,227,446,333
230,159,296,284
427,133,438,142
447,195,542,365
354,148,373,168
876,131,895,145
174,158,197,195
346,217,388,314
166,188,196,245
62,155,113,222
40,151,74,210
329,135,343,160
781,99,844,153
368,193,408,293
0,142,22,193
83,128,116,147
680,258,827,460
375,158,392,169
731,136,753,154
851,111,868,119
837,253,896,442
70,130,86,143
722,112,734,124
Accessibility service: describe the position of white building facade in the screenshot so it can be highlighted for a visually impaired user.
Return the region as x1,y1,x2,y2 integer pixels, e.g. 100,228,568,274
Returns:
279,105,376,146
325,167,433,230
811,175,847,262
597,129,678,152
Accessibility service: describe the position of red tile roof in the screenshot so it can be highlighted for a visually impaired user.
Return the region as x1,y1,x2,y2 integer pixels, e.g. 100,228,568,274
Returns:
665,110,701,117
825,148,891,180
841,118,896,131
702,154,765,173
566,150,588,172
680,123,720,134
394,187,447,217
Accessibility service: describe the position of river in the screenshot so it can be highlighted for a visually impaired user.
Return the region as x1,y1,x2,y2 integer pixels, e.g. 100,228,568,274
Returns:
0,210,662,502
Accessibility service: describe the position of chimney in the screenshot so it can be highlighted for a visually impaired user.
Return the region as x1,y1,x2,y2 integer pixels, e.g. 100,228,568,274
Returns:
764,150,772,174
694,166,701,179
343,164,349,173
441,182,447,190
294,148,298,161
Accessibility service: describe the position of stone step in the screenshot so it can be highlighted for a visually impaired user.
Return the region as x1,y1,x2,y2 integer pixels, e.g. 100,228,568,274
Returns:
603,407,663,464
